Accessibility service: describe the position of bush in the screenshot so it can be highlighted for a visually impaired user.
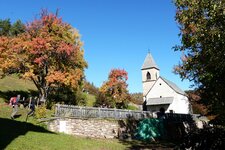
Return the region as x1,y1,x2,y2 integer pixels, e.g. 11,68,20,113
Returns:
179,127,225,149
35,105,47,119
94,92,115,108
48,86,76,105
75,91,88,106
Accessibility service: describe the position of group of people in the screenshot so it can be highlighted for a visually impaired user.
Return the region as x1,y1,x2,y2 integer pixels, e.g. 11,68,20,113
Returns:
9,94,36,120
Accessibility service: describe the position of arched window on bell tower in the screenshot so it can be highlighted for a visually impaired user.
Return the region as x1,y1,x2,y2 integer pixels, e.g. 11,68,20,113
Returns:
146,72,151,80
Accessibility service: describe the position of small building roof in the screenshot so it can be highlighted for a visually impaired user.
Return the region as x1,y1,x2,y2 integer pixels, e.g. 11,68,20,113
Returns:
144,76,186,97
161,77,186,95
147,97,174,105
141,53,159,70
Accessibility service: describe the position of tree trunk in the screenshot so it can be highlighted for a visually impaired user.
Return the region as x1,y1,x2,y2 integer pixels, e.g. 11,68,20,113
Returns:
39,87,48,105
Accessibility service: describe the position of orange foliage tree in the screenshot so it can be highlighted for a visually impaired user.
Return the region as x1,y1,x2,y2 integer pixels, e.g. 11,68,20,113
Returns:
186,90,207,115
0,11,87,102
98,68,131,108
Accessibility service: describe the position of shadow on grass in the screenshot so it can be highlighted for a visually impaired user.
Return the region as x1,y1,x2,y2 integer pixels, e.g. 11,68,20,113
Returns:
119,139,176,150
0,90,38,103
0,117,54,149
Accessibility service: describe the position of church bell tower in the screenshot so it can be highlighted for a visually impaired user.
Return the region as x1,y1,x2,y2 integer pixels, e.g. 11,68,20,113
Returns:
141,52,160,96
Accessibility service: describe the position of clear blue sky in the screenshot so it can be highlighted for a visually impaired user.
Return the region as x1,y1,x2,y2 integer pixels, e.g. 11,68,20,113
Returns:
0,0,192,93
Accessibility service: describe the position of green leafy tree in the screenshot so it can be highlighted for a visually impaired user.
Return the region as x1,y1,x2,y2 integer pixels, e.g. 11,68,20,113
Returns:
0,19,11,36
10,20,25,36
48,85,76,105
95,92,115,108
0,19,25,36
75,90,88,106
174,0,225,125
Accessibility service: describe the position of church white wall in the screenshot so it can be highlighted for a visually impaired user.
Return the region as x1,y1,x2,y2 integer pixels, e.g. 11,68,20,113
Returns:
171,94,189,114
146,77,190,114
142,81,154,96
146,78,176,98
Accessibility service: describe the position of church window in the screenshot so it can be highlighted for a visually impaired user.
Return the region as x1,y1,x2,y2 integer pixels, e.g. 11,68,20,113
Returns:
146,72,151,80
169,110,174,113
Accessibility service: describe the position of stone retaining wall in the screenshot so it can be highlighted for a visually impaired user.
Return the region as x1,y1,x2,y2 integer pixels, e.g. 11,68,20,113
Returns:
47,118,120,138
46,114,198,140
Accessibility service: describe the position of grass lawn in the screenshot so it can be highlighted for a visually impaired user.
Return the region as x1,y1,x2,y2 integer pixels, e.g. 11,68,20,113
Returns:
2,125,127,150
0,99,129,150
0,74,37,92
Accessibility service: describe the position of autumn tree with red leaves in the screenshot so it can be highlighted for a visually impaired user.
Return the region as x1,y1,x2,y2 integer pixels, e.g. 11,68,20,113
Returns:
0,11,87,102
96,68,131,109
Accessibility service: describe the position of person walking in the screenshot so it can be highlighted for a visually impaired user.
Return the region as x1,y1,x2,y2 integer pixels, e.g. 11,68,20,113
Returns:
10,94,20,119
26,97,36,121
28,97,35,116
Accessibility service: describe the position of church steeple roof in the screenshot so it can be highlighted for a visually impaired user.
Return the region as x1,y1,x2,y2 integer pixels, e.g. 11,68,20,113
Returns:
141,52,159,70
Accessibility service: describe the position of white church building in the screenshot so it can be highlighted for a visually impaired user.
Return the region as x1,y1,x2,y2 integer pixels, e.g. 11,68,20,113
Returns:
142,53,190,114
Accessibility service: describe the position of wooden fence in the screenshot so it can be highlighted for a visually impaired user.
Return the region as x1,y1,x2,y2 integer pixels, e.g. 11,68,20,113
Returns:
54,104,152,119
